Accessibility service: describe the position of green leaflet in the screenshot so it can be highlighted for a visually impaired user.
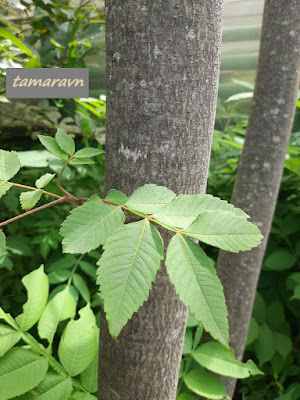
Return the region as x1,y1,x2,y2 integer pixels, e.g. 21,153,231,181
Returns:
80,330,99,393
14,372,73,400
105,189,128,206
35,173,55,189
16,266,49,331
97,219,164,338
0,307,19,330
182,210,263,252
177,394,197,400
0,150,21,181
152,194,249,228
73,273,90,302
0,27,33,56
254,323,276,366
60,196,125,254
38,136,69,161
193,342,262,378
19,190,43,211
55,129,75,156
274,332,292,359
0,230,6,254
165,234,228,345
74,148,104,158
0,348,48,400
183,370,230,400
38,287,76,344
69,158,95,165
125,184,175,214
0,182,12,199
73,393,97,400
0,324,21,357
58,304,97,377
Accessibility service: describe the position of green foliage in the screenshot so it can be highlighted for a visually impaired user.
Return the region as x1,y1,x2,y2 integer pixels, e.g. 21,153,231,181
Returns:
36,173,55,189
0,130,264,399
38,136,69,161
38,287,76,345
60,196,126,254
20,190,43,211
97,219,164,338
55,129,75,156
166,234,228,345
0,230,6,254
182,210,262,252
0,150,20,181
16,265,49,331
58,304,97,376
125,184,176,214
0,324,21,357
0,0,104,138
15,372,73,400
183,370,230,399
192,342,263,379
0,182,12,199
153,194,249,228
0,348,48,400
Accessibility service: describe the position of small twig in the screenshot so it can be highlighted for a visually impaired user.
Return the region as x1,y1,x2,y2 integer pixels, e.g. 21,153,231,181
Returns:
0,197,68,227
56,159,81,204
6,182,61,199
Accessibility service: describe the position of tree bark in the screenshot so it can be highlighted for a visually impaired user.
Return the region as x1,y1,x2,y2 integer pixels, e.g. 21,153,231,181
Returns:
215,0,300,398
98,1,224,399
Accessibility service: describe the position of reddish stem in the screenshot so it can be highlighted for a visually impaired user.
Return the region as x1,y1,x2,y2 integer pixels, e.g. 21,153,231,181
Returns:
0,197,68,227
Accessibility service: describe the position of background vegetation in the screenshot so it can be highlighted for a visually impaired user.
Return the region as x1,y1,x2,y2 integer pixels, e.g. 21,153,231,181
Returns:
0,1,299,399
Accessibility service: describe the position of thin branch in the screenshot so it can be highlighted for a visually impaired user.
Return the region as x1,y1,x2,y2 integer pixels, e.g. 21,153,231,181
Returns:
0,197,68,227
6,182,62,199
56,159,81,204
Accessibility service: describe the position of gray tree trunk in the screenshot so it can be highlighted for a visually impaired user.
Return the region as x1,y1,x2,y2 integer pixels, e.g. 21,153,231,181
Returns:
216,0,300,398
98,1,224,399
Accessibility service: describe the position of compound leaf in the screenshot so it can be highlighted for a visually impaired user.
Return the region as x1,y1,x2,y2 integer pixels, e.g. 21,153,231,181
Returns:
153,194,249,228
182,210,263,252
97,219,164,338
58,304,97,377
0,182,12,199
0,324,21,357
38,287,76,344
0,150,20,181
35,173,55,189
184,370,230,400
193,342,262,378
125,184,175,214
165,234,228,345
16,266,49,331
60,196,125,254
55,129,75,156
0,348,48,400
38,135,69,161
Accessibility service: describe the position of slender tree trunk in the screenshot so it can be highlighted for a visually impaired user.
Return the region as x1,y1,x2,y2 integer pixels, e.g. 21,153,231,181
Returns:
98,1,224,399
215,0,300,397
